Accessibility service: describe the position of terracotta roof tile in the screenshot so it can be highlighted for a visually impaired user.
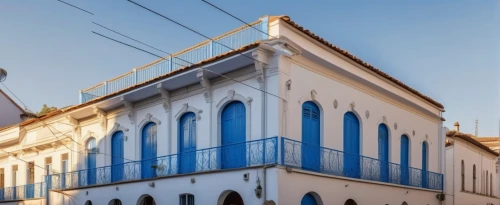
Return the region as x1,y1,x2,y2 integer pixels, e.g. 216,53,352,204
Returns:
277,16,444,109
447,130,499,156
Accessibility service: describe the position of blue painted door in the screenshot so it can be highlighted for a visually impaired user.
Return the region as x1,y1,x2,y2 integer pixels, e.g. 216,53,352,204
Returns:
343,112,360,178
400,135,409,185
86,138,96,185
301,193,317,205
179,112,197,174
302,102,320,172
141,122,157,179
221,101,246,169
111,131,124,182
378,124,389,182
422,142,428,188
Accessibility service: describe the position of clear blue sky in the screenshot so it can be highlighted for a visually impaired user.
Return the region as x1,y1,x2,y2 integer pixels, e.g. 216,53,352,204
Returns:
0,1,498,136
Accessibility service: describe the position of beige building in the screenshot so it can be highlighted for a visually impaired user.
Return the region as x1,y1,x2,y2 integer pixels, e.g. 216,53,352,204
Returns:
445,122,499,205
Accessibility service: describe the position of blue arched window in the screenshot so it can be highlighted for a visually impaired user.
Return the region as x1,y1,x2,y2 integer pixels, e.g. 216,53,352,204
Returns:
302,101,320,172
400,135,410,185
111,131,124,182
141,122,157,179
221,101,246,169
301,193,317,205
422,141,428,188
179,112,196,174
344,112,360,178
86,137,97,185
378,123,389,182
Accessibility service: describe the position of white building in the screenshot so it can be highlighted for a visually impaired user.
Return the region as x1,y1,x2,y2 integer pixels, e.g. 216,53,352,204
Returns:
0,15,446,205
0,89,31,128
445,123,499,205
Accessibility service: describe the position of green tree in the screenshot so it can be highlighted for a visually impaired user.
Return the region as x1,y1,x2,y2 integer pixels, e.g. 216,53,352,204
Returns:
37,104,57,116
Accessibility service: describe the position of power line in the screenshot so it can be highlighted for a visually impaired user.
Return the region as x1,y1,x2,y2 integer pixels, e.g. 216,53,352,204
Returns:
126,0,268,67
200,0,277,40
92,30,284,100
56,0,94,15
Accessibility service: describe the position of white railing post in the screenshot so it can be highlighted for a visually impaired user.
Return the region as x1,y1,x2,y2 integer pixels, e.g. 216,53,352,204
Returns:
133,68,138,85
104,81,108,95
78,90,83,104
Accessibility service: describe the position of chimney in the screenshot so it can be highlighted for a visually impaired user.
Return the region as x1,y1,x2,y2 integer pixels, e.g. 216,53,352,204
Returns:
454,122,460,132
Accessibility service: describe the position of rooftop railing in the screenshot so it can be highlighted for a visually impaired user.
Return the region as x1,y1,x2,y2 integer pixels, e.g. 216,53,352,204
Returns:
79,17,269,104
48,137,277,190
280,137,443,191
0,182,46,201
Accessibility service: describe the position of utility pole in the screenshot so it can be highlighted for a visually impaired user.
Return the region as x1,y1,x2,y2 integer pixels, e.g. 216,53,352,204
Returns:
475,119,479,137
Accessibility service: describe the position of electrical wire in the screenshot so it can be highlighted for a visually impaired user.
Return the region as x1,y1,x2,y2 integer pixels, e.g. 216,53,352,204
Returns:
56,0,94,15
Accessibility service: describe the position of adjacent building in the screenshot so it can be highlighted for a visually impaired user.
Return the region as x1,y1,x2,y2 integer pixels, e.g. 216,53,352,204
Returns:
445,122,499,205
0,15,446,205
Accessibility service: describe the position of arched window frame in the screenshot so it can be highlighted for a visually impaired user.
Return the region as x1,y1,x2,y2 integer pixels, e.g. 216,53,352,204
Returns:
179,193,195,205
461,160,465,191
473,164,477,193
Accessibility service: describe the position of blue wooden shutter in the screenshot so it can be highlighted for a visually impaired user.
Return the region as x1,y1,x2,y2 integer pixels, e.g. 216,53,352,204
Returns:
301,193,317,205
179,112,196,174
343,112,360,178
221,101,246,169
86,138,97,185
378,124,389,182
400,135,409,185
111,131,124,182
141,122,157,179
301,101,320,172
422,141,428,188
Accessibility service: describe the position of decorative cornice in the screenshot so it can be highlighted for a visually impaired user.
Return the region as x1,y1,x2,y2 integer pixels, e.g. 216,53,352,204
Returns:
138,113,161,128
175,103,203,121
157,83,171,113
197,70,212,103
121,97,135,125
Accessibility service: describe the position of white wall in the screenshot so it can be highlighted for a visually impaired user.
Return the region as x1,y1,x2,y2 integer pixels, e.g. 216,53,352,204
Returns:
0,92,23,128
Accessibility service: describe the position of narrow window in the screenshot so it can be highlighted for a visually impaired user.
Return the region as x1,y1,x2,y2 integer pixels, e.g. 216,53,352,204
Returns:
421,141,428,188
179,194,194,205
45,157,53,175
490,173,493,196
473,164,476,193
12,165,17,186
461,160,465,191
0,168,4,189
400,135,410,185
486,171,489,195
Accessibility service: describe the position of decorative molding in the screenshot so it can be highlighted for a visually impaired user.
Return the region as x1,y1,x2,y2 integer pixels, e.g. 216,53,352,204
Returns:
365,110,370,119
66,115,79,131
412,130,416,136
197,70,212,103
157,83,171,112
175,103,203,121
333,100,338,109
82,131,97,144
93,107,107,133
382,116,387,124
252,45,275,90
349,102,356,111
108,123,129,142
121,98,135,125
138,113,161,128
216,90,253,108
310,90,317,101
394,123,398,130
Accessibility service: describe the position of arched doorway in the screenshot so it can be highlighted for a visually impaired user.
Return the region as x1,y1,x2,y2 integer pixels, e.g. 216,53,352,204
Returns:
302,101,320,172
378,123,389,182
301,193,317,205
345,199,357,205
109,199,122,205
86,138,97,185
221,101,246,169
138,195,156,205
141,122,157,179
85,200,93,205
179,112,197,174
344,112,360,178
221,191,244,205
111,131,124,182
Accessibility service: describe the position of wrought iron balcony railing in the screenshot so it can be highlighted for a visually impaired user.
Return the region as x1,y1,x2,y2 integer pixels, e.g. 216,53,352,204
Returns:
79,16,269,104
0,182,46,201
48,137,277,190
280,137,443,191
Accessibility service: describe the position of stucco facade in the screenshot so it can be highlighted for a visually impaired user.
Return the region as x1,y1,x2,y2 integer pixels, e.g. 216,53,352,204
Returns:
0,16,447,205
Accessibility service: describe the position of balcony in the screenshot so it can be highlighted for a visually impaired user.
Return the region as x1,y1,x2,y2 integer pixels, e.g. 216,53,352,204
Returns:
0,182,46,201
48,137,277,190
79,17,269,104
280,138,443,191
